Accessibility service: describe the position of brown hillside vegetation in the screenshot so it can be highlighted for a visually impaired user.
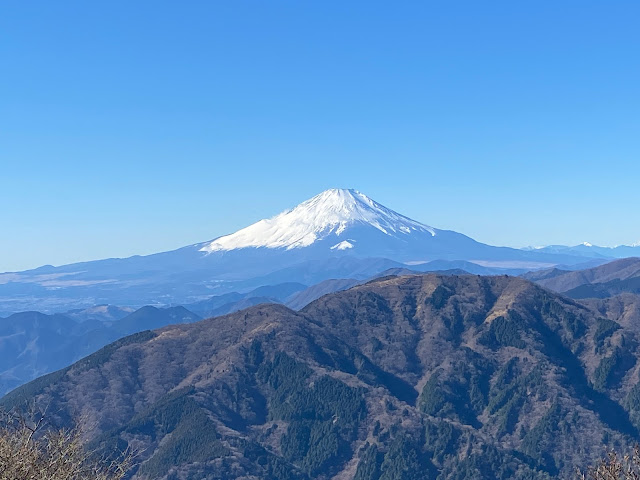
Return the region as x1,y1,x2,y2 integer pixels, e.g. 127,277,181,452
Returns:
0,409,132,479
3,274,640,479
582,294,640,332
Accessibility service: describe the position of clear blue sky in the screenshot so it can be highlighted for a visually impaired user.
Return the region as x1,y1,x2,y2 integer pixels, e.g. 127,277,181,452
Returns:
2,1,639,272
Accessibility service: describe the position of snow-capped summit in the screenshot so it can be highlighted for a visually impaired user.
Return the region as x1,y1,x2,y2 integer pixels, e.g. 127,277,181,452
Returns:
200,188,435,252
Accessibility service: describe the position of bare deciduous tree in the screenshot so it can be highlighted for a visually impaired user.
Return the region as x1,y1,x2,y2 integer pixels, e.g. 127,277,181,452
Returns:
0,408,133,480
578,446,640,480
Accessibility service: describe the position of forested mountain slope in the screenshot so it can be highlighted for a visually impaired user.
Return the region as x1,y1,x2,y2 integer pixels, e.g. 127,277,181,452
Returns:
4,274,640,479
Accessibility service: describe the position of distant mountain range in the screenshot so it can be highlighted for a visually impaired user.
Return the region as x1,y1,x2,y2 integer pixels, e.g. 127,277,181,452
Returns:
522,257,640,299
4,254,640,401
6,273,640,479
0,305,201,397
523,242,640,259
0,268,483,397
0,189,618,316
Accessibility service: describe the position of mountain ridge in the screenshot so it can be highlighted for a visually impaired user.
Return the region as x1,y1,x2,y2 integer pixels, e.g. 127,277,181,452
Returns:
524,257,640,298
5,273,640,479
524,243,640,259
0,305,201,397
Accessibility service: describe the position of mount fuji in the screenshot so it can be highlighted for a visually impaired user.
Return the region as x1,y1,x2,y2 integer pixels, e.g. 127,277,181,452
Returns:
200,188,436,254
196,189,585,264
0,188,602,315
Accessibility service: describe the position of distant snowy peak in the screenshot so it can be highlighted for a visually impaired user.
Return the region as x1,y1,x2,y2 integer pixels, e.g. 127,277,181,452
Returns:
331,240,354,250
200,188,435,252
520,241,640,260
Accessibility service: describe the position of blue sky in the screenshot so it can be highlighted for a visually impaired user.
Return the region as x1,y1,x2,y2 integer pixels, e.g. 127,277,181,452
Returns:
2,1,639,271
